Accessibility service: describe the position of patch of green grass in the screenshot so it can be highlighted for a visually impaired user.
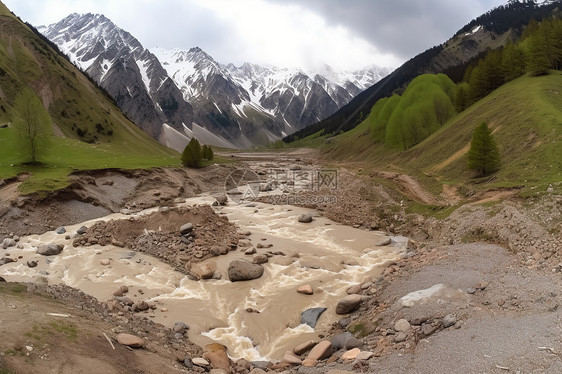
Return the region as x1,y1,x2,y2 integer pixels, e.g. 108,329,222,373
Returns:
347,320,377,338
25,321,78,342
0,283,27,296
405,202,459,219
319,72,562,192
0,128,180,194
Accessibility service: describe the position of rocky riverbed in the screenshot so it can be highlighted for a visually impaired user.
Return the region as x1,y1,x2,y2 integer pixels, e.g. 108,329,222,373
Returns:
1,151,562,373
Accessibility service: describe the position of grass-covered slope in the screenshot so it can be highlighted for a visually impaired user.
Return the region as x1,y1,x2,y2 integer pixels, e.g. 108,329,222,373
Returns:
0,2,179,193
323,72,562,191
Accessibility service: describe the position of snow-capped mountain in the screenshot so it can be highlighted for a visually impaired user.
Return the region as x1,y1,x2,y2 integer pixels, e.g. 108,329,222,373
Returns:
154,47,390,138
38,13,194,146
40,13,390,149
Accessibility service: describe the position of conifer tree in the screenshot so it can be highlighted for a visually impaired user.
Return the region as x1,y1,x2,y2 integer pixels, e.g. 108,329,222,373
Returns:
467,122,500,177
181,138,202,167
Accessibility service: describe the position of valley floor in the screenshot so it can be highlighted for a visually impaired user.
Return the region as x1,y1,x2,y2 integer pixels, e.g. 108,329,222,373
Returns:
1,150,561,373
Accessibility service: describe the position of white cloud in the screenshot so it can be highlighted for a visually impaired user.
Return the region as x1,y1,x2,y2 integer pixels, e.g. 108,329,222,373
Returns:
3,0,505,72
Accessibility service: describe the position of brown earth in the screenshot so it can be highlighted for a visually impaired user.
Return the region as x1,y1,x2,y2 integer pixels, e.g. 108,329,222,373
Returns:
1,152,562,373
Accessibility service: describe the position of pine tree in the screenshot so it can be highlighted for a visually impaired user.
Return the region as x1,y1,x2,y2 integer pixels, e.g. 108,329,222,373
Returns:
467,122,500,177
181,138,202,167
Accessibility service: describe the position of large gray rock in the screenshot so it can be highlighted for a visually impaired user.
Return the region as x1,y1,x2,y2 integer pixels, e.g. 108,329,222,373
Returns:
301,307,327,328
298,214,313,223
37,244,64,256
336,294,363,314
191,261,217,280
2,238,16,249
330,332,363,350
228,259,264,282
55,227,66,234
76,226,88,235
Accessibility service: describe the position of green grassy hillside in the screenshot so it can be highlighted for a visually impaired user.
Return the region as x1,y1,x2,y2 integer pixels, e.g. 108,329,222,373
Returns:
323,72,562,193
0,2,179,193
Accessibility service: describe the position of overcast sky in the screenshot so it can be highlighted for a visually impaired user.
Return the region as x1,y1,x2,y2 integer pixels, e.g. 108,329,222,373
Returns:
4,0,506,72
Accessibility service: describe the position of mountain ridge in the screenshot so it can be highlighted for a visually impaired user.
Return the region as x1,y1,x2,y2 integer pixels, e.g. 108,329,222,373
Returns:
39,13,390,149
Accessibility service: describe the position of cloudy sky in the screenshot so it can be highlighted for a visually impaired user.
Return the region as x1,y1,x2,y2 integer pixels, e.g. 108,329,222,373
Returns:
4,0,506,72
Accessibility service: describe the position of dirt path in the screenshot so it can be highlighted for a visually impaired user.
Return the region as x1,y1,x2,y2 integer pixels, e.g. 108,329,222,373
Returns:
371,171,444,206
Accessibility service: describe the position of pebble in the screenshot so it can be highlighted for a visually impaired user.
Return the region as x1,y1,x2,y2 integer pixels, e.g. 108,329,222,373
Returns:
442,314,457,328
394,319,411,332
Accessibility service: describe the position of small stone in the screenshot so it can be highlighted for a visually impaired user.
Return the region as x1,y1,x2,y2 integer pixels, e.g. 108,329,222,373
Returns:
100,259,111,266
37,244,64,256
467,288,476,294
374,237,391,246
394,319,411,332
55,227,66,235
244,247,257,255
307,340,333,360
282,351,302,365
298,214,313,223
297,285,314,295
442,314,457,328
253,254,269,264
192,357,210,367
180,223,194,235
341,348,361,360
76,226,88,235
336,294,363,314
27,260,38,268
356,351,373,360
394,332,407,342
117,333,143,348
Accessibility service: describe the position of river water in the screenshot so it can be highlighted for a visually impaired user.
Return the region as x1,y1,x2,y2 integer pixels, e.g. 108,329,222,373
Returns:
0,195,405,360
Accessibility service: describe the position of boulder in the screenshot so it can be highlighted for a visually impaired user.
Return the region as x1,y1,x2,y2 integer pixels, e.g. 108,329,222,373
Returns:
37,244,64,256
297,284,314,295
253,254,269,264
341,348,361,360
307,340,333,360
335,294,363,314
204,343,231,371
117,333,143,348
394,319,411,332
133,300,149,312
301,307,327,328
330,332,362,350
228,259,264,282
293,340,317,355
191,261,217,280
298,214,313,223
356,351,373,360
0,276,6,282
215,194,228,206
180,223,194,235
282,351,302,365
2,238,16,249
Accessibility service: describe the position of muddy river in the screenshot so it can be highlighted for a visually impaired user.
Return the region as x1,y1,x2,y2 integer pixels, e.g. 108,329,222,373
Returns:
0,195,406,360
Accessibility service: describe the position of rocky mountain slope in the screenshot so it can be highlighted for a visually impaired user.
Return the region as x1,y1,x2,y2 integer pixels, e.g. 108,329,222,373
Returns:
37,13,195,147
39,13,389,149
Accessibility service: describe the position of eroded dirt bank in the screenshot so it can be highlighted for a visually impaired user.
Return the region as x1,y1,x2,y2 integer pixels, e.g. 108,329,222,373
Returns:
1,151,562,373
